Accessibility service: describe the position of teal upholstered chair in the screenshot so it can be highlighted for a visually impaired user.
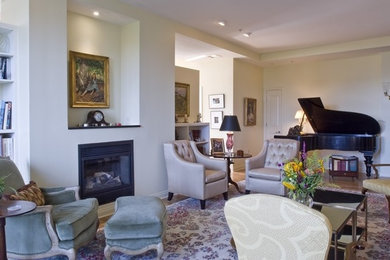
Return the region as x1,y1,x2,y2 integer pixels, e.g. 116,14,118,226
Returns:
0,158,99,260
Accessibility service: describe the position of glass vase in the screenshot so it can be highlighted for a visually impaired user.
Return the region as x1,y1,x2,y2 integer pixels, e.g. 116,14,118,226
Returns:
289,192,313,207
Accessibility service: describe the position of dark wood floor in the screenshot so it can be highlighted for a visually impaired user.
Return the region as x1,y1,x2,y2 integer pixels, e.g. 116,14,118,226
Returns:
99,170,367,228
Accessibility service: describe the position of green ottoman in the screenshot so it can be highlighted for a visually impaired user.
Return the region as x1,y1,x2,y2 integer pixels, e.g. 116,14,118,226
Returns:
104,196,166,259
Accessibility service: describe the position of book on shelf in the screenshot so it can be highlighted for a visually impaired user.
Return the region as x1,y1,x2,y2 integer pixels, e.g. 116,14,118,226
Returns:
0,100,5,129
1,137,13,160
1,101,11,130
0,57,10,80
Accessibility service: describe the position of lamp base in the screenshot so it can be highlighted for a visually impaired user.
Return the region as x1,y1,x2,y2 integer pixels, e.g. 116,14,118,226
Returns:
226,133,234,154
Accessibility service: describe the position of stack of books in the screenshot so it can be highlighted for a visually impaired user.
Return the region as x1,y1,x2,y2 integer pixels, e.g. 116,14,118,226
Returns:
0,136,13,160
0,100,12,129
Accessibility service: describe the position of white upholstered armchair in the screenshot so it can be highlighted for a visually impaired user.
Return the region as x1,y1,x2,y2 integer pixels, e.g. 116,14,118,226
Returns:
163,140,228,209
224,194,332,260
245,138,299,195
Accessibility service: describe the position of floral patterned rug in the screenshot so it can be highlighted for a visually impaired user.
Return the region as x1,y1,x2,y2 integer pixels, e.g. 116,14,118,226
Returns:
46,182,389,259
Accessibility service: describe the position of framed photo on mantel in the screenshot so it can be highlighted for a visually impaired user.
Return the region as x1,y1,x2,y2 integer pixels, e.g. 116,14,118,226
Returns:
69,51,110,108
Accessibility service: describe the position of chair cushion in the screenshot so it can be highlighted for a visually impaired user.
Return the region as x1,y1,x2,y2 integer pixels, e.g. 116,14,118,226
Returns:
52,198,98,241
265,139,298,169
248,167,282,181
105,196,166,240
363,179,390,196
205,169,226,183
8,181,45,206
173,140,196,162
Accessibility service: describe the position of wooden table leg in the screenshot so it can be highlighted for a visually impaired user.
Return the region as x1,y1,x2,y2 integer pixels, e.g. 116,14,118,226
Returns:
226,157,243,193
0,218,7,260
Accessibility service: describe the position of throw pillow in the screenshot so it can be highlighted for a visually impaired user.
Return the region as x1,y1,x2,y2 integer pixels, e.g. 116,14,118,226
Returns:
9,181,45,206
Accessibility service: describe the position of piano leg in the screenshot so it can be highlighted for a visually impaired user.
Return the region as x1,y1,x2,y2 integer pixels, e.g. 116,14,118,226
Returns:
364,155,373,177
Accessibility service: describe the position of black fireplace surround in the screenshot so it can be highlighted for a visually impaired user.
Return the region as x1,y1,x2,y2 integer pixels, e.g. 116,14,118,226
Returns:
78,140,134,204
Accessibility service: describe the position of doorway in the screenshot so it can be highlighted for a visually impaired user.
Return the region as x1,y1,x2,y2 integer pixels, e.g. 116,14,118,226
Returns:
264,89,282,140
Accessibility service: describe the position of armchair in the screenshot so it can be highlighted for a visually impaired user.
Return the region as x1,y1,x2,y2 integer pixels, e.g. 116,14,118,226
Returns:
245,138,299,195
163,140,228,209
224,194,332,260
362,163,390,223
0,158,99,260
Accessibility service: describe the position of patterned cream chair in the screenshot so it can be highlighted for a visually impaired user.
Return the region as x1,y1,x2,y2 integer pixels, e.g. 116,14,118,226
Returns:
224,194,332,260
362,163,390,223
163,140,228,209
245,138,299,195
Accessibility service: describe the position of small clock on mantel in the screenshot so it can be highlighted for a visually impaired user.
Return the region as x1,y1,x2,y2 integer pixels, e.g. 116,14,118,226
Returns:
85,110,109,126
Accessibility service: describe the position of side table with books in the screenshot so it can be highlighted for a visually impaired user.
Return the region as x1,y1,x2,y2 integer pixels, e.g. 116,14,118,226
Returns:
329,155,359,178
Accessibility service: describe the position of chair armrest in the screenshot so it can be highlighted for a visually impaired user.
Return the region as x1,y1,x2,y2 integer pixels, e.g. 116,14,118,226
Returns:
5,205,60,253
190,141,227,172
41,186,80,205
246,142,268,172
371,164,390,178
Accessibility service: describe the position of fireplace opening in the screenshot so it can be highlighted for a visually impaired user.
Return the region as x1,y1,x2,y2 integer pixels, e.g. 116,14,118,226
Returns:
78,140,134,204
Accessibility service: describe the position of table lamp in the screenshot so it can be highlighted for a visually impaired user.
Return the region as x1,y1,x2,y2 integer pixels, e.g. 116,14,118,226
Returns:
219,115,241,154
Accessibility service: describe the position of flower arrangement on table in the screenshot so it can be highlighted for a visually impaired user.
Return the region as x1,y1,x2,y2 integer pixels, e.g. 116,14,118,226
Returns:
281,143,325,205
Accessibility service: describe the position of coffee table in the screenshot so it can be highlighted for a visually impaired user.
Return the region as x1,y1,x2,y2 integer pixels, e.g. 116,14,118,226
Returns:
312,189,367,260
210,152,251,193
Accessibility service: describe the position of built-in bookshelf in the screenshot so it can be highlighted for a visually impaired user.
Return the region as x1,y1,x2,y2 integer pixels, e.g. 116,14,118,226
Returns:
0,23,15,161
175,122,210,154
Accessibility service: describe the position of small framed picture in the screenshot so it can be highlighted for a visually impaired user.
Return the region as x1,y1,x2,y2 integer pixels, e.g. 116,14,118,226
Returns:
210,111,223,129
211,138,225,154
175,82,190,116
209,94,225,109
244,97,257,126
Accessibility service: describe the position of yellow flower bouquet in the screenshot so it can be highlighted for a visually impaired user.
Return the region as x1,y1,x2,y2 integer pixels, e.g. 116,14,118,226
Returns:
282,146,325,205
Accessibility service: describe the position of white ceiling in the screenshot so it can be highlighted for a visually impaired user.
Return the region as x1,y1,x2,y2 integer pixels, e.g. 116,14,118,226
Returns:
121,0,390,54
70,0,390,63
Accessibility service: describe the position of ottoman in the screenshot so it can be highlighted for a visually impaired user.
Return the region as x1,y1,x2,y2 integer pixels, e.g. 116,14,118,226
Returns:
104,196,167,259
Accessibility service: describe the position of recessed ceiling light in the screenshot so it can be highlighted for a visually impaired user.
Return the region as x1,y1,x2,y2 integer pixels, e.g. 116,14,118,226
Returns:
217,21,226,27
243,32,252,37
93,11,100,16
208,54,220,58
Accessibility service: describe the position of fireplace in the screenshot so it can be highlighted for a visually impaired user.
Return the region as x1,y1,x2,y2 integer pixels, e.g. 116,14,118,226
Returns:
78,140,134,204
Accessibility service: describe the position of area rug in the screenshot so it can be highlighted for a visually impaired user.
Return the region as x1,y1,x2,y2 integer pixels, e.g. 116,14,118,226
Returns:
46,182,390,259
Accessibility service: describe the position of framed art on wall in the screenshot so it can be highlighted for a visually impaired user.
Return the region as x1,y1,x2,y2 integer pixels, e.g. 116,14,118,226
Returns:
175,82,190,116
209,94,225,109
210,111,223,129
210,138,225,155
69,51,110,108
244,97,257,126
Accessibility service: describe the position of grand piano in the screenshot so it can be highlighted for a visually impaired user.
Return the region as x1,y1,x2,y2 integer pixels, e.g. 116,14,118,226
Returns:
276,97,381,177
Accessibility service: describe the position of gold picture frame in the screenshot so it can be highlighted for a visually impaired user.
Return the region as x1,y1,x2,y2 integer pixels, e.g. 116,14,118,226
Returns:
175,82,190,116
211,138,225,155
244,97,257,126
69,51,110,108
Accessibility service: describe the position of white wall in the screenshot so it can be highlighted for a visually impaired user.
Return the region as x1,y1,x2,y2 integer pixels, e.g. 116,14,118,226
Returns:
67,12,140,127
233,59,263,170
263,54,389,176
28,0,175,198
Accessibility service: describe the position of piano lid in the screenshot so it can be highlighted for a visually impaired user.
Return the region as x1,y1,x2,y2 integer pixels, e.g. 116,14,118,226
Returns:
298,97,380,135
